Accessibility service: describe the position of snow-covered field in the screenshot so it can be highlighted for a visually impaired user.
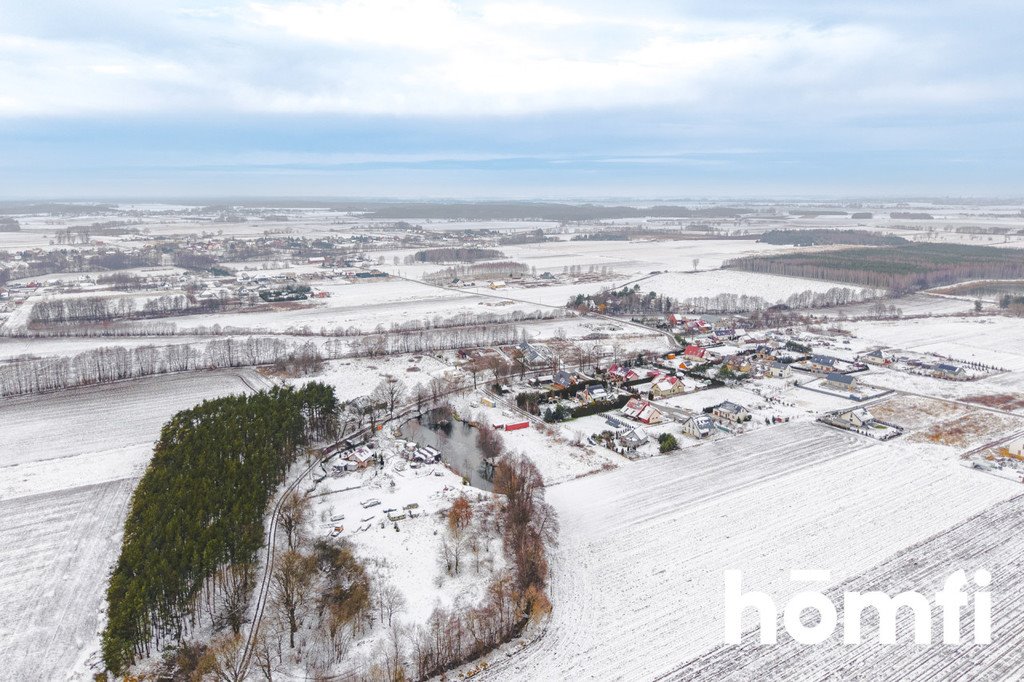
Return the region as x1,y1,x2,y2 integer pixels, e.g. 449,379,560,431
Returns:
0,370,267,680
674,493,1024,680
638,269,873,303
1,369,262,497
482,421,1020,681
0,478,136,680
851,317,1024,371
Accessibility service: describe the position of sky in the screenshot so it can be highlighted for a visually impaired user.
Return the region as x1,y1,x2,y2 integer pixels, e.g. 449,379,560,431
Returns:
0,0,1021,199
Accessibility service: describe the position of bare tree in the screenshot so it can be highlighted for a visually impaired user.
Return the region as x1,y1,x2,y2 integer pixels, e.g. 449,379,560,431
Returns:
279,490,312,550
197,633,247,682
272,549,317,648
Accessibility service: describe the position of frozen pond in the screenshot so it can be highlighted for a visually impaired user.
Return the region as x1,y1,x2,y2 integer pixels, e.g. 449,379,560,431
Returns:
399,412,494,491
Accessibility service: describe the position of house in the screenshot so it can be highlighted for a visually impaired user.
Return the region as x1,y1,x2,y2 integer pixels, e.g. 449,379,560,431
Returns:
515,342,548,367
824,372,857,390
651,375,686,398
681,414,715,438
344,447,375,469
682,345,707,361
838,408,874,428
722,355,752,374
712,401,751,423
489,280,506,289
860,349,891,366
619,426,649,450
580,384,611,403
931,363,966,379
552,370,575,389
620,397,664,424
808,355,837,373
607,364,641,382
767,361,792,378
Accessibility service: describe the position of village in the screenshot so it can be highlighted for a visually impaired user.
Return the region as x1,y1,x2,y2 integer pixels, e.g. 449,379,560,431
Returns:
4,200,1024,681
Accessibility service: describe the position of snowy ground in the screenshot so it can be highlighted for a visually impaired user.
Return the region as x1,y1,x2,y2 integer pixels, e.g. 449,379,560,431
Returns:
673,493,1024,680
1,369,262,497
0,370,266,680
638,269,875,304
0,478,136,681
850,317,1024,371
481,421,1021,681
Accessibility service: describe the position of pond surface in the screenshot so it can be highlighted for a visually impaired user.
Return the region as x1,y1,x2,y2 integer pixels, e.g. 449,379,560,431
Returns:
399,413,494,491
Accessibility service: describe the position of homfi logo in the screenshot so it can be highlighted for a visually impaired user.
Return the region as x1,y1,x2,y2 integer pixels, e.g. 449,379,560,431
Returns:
724,569,992,645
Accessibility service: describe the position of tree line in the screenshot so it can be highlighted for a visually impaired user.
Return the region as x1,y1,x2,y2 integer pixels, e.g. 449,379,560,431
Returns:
28,294,229,325
726,243,1024,296
423,261,531,284
0,337,325,397
569,283,871,315
405,247,505,264
101,383,340,674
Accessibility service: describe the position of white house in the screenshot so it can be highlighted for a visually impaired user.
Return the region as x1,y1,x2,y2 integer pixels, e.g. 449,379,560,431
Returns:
838,408,874,428
681,414,715,438
767,361,792,378
712,401,751,423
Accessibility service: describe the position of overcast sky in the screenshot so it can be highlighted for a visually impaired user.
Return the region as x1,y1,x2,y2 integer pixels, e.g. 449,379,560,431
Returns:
1,0,1021,199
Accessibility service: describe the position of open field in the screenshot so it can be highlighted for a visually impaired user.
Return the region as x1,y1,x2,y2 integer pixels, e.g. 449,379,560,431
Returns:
671,493,1024,680
1,369,261,498
481,421,1020,681
637,269,874,304
0,478,136,680
851,317,1024,371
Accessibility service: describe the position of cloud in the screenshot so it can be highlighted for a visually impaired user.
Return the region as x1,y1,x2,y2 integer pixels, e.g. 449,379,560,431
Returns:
0,1,1016,119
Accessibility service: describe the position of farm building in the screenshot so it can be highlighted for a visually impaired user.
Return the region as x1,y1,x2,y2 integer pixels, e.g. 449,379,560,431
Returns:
767,361,791,378
621,398,664,424
712,401,751,423
931,363,966,379
681,414,715,438
824,372,857,390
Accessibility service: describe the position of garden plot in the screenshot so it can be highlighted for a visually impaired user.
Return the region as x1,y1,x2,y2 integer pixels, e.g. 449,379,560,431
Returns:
0,369,260,498
482,421,1020,682
671,493,1024,680
0,478,135,680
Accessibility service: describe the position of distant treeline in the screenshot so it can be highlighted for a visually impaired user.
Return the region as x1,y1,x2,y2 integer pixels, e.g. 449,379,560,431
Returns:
405,247,504,264
101,384,339,674
0,337,325,397
0,202,116,216
29,294,228,325
571,233,629,241
0,217,20,232
758,229,907,247
568,283,872,315
891,212,933,220
789,210,849,217
333,202,751,221
726,243,1024,295
423,260,530,284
